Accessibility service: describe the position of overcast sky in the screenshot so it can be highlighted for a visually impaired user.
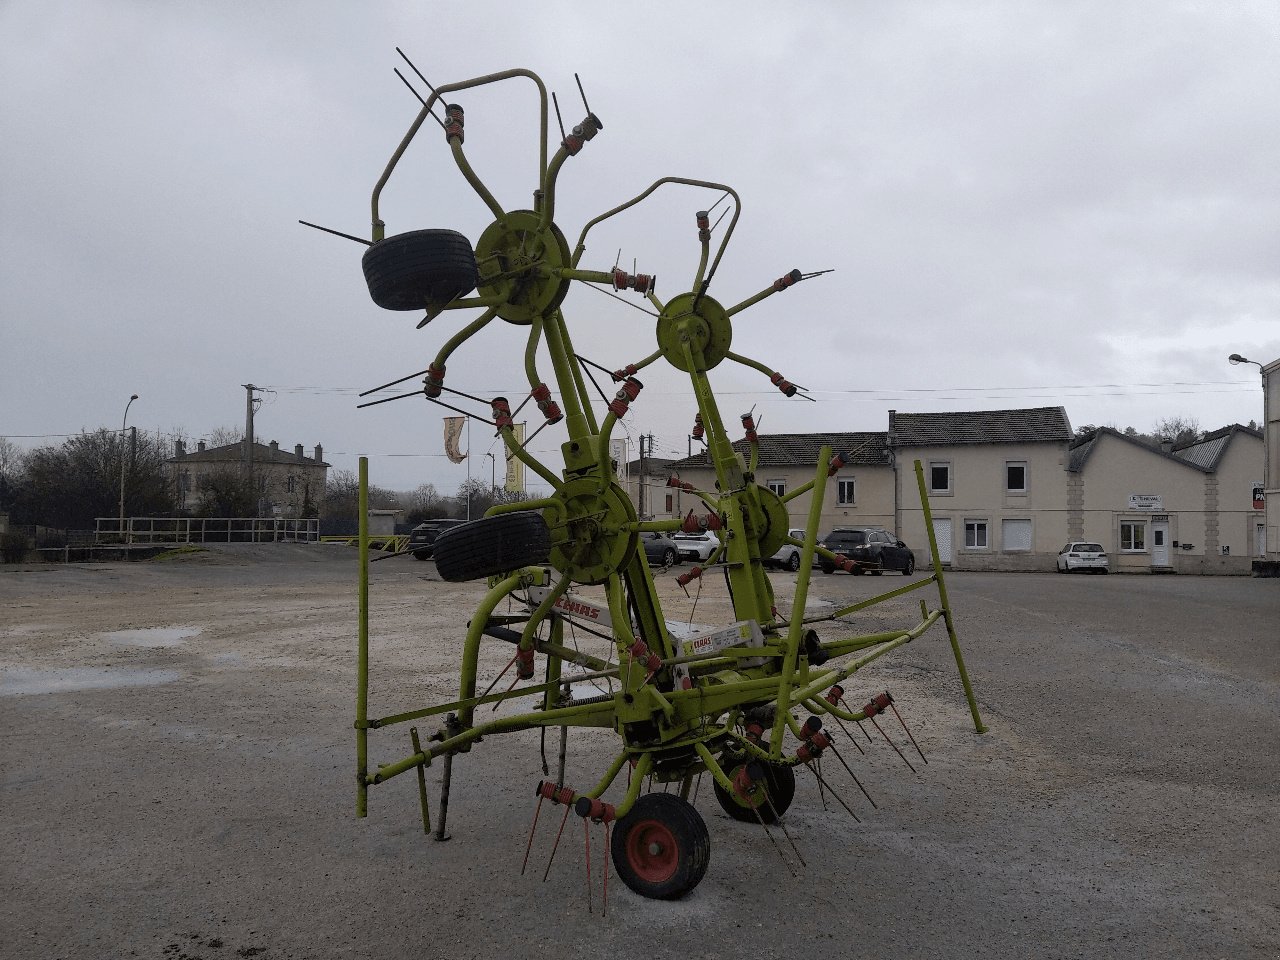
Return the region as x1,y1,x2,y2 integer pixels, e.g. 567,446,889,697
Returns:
3,1,1278,495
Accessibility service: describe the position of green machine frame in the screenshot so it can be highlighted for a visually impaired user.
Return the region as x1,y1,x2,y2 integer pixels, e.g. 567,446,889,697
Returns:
342,64,986,901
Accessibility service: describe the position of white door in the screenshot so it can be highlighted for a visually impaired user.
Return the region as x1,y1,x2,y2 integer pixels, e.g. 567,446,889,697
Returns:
932,518,953,563
1152,522,1169,566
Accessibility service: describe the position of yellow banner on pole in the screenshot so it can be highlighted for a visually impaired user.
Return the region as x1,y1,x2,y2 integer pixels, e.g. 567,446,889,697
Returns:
505,422,525,492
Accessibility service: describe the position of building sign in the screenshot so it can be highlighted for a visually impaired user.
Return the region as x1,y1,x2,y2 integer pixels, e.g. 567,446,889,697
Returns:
1128,494,1163,511
1253,482,1265,510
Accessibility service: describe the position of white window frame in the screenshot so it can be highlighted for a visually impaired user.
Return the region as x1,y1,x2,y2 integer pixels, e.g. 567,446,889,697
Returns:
836,477,856,505
767,478,786,497
1120,521,1147,553
1001,518,1033,552
964,519,988,549
1005,460,1028,494
928,461,952,496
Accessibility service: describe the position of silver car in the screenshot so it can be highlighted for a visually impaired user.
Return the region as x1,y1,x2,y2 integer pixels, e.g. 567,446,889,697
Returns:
769,528,808,571
1056,542,1109,574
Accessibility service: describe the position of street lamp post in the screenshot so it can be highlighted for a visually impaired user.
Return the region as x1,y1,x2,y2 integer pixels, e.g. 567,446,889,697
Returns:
485,452,496,493
1230,353,1270,551
119,394,139,542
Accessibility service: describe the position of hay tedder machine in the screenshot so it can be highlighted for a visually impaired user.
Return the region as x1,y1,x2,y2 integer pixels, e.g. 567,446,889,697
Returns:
325,60,986,904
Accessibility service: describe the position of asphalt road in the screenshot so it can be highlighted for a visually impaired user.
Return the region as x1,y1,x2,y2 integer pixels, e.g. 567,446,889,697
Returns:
1,548,1277,959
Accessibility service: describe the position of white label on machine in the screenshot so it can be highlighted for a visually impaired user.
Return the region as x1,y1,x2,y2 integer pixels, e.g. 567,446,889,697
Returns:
679,620,764,658
527,585,614,629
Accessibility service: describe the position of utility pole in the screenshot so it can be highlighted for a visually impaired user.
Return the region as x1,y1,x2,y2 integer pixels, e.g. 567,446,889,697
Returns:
243,384,263,516
638,433,653,519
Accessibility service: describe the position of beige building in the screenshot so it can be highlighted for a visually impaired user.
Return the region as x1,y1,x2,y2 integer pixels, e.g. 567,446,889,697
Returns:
660,406,1264,574
167,440,329,518
1263,357,1279,566
892,408,1075,571
1069,425,1264,574
667,431,893,534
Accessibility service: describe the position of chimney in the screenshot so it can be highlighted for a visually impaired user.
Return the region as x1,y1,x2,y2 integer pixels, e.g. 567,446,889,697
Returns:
295,443,305,461
197,440,207,453
314,443,323,463
174,440,186,459
887,409,897,446
1159,436,1174,453
270,440,279,453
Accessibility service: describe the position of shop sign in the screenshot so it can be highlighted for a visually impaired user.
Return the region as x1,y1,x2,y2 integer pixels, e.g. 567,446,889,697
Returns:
1128,494,1163,511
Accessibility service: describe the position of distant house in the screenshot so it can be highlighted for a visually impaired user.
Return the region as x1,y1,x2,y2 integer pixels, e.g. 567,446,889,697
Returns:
1069,424,1263,573
167,440,329,518
659,406,1263,573
667,431,893,532
891,407,1075,571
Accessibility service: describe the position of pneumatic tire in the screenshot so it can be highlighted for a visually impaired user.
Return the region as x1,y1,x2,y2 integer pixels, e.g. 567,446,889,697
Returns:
432,511,551,582
361,229,478,311
712,760,797,824
611,793,710,900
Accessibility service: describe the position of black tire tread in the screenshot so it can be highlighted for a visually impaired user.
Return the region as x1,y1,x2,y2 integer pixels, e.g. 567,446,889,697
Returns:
611,793,710,900
362,229,478,311
432,511,550,582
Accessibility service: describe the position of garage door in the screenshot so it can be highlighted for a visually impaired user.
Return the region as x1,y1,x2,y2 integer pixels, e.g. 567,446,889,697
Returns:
932,518,952,563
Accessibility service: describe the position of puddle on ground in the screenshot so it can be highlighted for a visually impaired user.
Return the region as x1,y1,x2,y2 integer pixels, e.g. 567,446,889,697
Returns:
102,626,202,648
0,667,182,696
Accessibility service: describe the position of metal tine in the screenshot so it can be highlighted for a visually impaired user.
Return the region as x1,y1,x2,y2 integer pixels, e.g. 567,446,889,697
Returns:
839,698,875,742
583,818,593,915
869,715,917,773
750,798,797,878
542,802,573,882
890,701,928,764
761,784,806,868
814,756,828,811
827,711,866,755
825,737,878,809
521,792,544,875
395,47,447,129
602,822,610,916
802,765,861,823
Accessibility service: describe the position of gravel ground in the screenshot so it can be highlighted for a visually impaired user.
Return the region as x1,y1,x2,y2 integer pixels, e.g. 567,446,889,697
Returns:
1,544,1277,960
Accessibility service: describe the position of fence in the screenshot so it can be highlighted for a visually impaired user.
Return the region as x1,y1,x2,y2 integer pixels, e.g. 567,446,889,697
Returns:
94,517,321,544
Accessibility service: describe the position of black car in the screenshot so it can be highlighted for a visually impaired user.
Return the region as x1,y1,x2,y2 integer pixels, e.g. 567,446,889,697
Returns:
638,531,682,567
819,527,915,575
407,519,467,560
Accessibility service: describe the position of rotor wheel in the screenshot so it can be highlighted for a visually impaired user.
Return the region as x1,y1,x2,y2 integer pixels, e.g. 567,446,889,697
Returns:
611,793,710,900
361,229,478,311
432,511,551,582
712,760,797,825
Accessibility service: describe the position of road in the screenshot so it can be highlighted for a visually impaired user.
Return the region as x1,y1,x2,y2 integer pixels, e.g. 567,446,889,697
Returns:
1,546,1277,959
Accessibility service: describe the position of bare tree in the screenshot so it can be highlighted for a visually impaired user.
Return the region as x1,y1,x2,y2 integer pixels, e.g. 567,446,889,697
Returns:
1152,416,1201,445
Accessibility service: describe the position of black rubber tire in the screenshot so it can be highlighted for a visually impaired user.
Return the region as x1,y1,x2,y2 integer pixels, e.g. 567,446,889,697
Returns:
432,511,551,583
662,548,677,567
821,564,834,575
412,551,430,561
611,793,710,900
903,555,915,575
787,552,801,572
361,229,478,311
712,761,797,825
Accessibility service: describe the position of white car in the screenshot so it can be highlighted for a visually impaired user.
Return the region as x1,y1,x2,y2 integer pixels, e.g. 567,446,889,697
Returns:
1056,542,1109,574
672,530,719,562
769,528,808,571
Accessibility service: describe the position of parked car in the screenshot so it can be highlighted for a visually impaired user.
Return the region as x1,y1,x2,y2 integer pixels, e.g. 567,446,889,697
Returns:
1056,542,1109,574
819,527,915,575
769,528,809,571
407,519,467,560
638,531,682,567
672,530,720,562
